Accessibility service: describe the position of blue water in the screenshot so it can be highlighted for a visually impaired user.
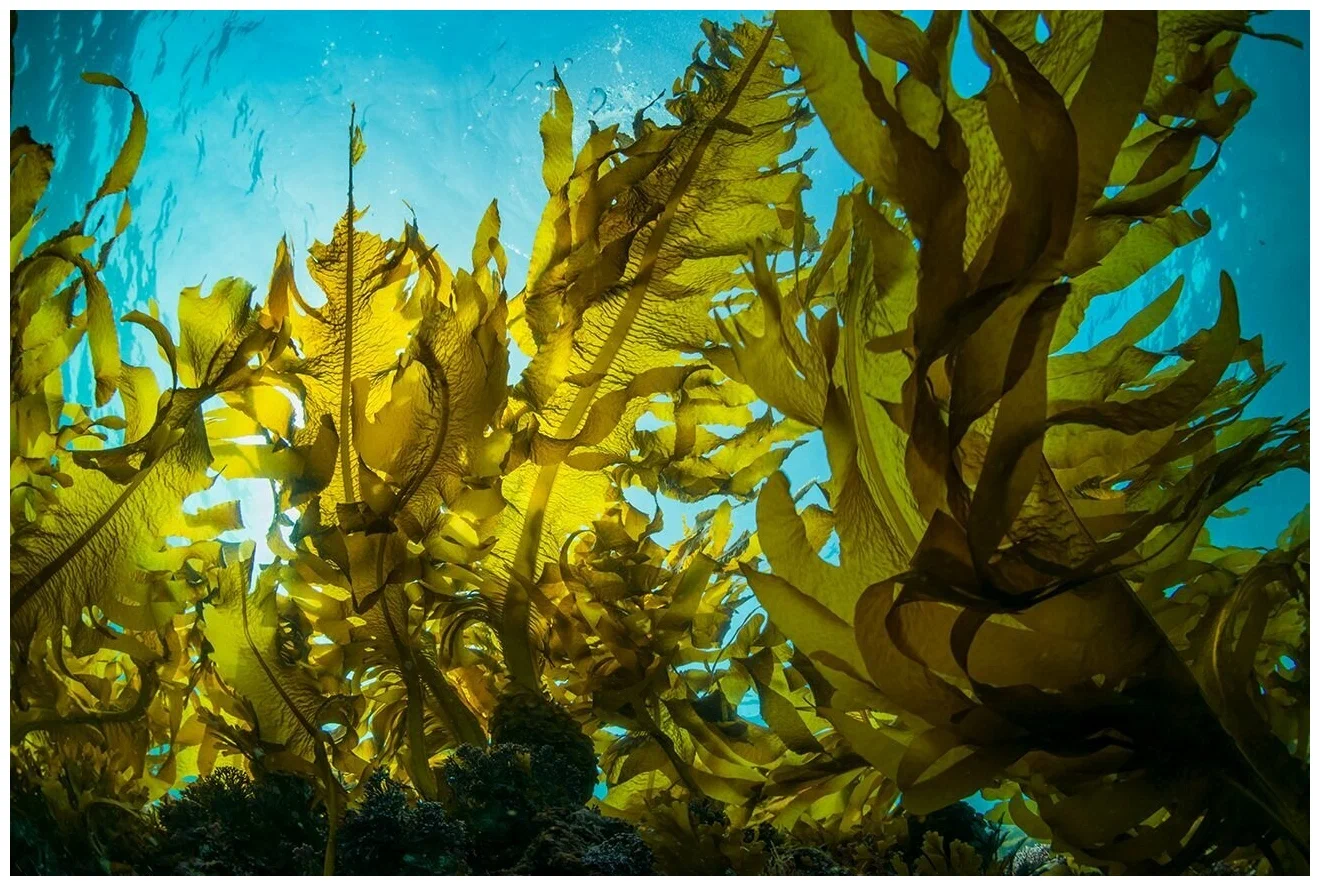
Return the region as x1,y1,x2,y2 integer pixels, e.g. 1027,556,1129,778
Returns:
13,10,1311,807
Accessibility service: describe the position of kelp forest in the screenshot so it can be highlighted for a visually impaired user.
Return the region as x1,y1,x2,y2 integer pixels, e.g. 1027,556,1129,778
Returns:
9,10,1310,877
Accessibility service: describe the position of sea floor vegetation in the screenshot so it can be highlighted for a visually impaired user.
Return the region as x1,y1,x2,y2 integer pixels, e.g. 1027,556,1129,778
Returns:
10,10,1308,876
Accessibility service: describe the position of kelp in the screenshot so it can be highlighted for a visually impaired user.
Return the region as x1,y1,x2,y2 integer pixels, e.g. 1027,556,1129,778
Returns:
10,9,1308,877
742,8,1309,873
10,70,283,812
496,18,814,689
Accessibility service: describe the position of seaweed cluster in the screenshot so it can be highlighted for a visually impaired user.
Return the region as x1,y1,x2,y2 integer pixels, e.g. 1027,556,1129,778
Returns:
10,9,1308,877
12,691,651,876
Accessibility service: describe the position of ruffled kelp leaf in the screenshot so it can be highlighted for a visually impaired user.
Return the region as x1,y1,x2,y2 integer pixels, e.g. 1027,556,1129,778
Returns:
13,279,280,647
79,72,147,207
260,216,419,509
543,492,851,820
202,547,349,764
10,73,280,651
740,9,1312,872
12,409,224,648
216,124,510,790
497,19,813,688
58,80,143,434
199,545,354,874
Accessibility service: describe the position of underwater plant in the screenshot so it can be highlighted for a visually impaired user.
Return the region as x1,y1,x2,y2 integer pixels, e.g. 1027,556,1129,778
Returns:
9,9,1308,876
749,10,1309,873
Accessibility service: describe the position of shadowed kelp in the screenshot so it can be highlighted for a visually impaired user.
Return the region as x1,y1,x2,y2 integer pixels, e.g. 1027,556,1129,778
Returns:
741,9,1309,873
9,10,1308,876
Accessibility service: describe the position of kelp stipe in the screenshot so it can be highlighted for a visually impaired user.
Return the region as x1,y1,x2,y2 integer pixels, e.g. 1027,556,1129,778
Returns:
10,10,1308,877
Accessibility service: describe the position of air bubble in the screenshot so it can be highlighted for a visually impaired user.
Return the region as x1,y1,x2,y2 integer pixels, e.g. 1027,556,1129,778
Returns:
588,87,607,114
532,59,541,68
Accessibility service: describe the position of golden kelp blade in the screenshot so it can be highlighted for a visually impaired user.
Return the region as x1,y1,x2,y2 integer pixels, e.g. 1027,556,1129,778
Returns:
746,8,1310,872
9,72,283,812
200,121,514,806
497,19,813,689
10,70,276,650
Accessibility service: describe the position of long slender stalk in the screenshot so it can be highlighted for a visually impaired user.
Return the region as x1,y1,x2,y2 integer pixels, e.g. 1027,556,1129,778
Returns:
315,104,365,876
339,103,359,506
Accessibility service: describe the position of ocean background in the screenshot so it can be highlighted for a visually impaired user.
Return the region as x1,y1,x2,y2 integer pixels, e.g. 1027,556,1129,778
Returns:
11,10,1311,795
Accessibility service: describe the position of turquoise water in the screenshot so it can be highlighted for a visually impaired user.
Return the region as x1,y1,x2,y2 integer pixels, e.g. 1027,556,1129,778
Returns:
13,11,1311,795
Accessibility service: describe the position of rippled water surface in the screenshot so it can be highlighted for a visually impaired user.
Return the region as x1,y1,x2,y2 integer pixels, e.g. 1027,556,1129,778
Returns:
12,10,1310,555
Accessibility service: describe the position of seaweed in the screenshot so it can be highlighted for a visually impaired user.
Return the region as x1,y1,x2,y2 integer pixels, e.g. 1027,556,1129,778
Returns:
748,9,1309,873
9,9,1308,876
